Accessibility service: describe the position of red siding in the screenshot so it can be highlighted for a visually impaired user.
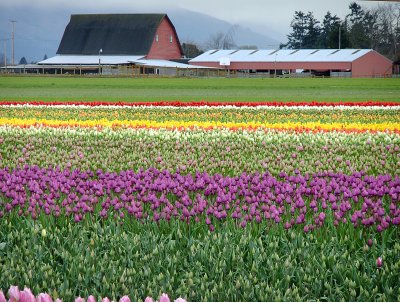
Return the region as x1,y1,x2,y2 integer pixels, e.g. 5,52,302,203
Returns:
190,50,393,77
147,17,183,60
352,51,392,77
190,61,352,70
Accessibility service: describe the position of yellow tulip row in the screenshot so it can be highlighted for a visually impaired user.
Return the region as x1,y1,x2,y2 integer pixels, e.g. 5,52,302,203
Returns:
0,117,398,133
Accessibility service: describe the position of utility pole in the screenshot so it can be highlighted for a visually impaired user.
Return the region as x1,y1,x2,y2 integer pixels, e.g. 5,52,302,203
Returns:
10,20,16,65
338,24,341,50
98,48,102,75
4,41,6,68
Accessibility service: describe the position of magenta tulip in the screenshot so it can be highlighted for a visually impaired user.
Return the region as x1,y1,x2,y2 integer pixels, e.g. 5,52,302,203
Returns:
75,298,85,302
144,297,154,302
36,293,52,302
159,294,170,302
101,298,110,302
87,296,96,302
119,296,130,302
174,298,187,302
0,290,6,302
377,257,383,268
20,288,35,302
8,286,20,302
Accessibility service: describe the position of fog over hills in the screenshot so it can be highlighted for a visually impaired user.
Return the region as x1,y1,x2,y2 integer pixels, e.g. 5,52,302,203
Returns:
0,6,281,63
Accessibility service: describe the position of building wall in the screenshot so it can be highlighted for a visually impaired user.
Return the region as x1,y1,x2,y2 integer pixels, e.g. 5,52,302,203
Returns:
352,51,392,77
191,52,393,78
147,18,182,60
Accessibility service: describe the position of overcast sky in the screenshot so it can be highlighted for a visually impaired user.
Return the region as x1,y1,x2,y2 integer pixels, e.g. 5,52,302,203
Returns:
0,0,388,62
1,0,380,39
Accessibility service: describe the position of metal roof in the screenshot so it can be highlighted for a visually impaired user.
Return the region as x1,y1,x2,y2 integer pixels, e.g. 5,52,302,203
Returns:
38,55,212,69
189,49,372,63
57,14,167,55
130,59,211,68
39,55,145,65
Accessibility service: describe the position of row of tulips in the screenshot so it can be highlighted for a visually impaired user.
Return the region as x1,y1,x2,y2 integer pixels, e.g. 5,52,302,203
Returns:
1,127,398,177
2,118,398,133
1,101,400,107
0,104,399,133
1,106,399,125
1,217,398,301
1,165,399,232
0,287,184,302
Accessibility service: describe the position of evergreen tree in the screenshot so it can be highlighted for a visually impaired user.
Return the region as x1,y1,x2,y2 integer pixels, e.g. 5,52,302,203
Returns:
285,11,308,49
43,54,48,60
346,2,376,48
285,11,320,49
303,12,321,48
319,12,341,48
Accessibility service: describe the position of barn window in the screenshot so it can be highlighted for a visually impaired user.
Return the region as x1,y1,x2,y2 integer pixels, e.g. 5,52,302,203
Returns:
170,35,173,43
156,35,159,42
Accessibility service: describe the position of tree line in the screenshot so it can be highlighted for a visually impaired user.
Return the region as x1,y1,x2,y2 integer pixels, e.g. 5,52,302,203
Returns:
281,2,400,61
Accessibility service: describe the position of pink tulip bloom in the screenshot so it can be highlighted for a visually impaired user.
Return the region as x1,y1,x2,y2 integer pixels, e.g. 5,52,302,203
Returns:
119,297,130,302
8,286,20,302
159,294,170,302
75,298,85,302
55,299,62,302
0,290,6,302
144,297,154,302
36,293,52,302
174,298,187,302
377,257,383,268
101,298,111,302
20,288,35,302
87,296,96,302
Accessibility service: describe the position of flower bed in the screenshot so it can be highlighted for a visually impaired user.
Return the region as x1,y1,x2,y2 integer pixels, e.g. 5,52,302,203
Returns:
0,102,399,301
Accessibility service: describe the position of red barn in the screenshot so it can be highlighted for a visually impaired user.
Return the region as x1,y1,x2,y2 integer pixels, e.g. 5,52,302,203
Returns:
189,49,393,78
56,14,183,60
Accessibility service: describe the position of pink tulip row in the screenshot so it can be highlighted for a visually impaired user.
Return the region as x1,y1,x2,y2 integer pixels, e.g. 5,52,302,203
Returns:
0,287,186,302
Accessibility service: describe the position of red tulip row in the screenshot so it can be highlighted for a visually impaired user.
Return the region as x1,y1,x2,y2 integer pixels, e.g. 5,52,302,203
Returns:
0,100,399,107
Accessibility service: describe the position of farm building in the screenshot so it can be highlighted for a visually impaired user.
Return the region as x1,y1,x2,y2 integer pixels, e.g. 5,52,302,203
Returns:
36,14,209,76
189,49,393,78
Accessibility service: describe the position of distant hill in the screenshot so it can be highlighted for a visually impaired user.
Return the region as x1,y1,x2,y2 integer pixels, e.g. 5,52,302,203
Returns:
167,9,280,49
0,6,280,63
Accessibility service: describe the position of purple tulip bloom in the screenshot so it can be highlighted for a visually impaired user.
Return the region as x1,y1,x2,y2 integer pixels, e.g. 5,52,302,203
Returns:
377,257,383,268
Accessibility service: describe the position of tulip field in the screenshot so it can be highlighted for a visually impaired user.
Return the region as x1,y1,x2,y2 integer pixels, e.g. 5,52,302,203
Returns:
0,97,399,301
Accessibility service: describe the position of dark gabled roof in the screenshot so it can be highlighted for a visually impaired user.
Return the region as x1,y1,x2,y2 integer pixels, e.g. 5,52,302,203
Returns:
57,14,166,55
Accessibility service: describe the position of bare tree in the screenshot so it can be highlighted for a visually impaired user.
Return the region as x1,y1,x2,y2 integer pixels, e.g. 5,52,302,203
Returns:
373,3,400,60
181,40,204,58
205,25,238,50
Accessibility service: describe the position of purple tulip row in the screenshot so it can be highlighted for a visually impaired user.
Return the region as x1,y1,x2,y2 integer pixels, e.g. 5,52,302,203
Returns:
1,286,185,302
0,165,399,232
